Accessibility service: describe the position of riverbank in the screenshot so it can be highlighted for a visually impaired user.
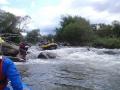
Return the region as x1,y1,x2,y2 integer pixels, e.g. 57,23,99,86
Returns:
92,37,120,49
64,37,120,49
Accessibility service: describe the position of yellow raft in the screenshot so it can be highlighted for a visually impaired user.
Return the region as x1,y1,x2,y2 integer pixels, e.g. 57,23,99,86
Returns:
41,43,57,50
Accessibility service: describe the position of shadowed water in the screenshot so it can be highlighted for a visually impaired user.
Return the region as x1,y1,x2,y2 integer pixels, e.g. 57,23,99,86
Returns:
16,46,120,90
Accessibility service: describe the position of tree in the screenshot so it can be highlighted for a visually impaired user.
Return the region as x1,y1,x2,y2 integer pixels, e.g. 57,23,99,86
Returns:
17,15,31,32
112,20,120,37
26,29,41,44
0,10,30,43
42,34,55,42
64,23,93,45
55,16,79,41
94,24,113,38
55,16,93,45
0,11,18,33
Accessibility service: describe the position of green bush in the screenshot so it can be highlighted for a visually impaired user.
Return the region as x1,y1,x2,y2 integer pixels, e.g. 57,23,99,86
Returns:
62,22,93,45
93,37,120,48
55,16,93,46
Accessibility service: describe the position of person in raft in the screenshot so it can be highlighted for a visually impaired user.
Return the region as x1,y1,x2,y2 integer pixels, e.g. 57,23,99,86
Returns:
0,37,23,90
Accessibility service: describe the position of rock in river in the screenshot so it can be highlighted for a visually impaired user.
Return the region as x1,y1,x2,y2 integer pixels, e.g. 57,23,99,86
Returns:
38,52,56,59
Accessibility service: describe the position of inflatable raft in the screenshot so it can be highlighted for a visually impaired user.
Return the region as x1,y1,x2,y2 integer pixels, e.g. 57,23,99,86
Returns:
41,43,57,50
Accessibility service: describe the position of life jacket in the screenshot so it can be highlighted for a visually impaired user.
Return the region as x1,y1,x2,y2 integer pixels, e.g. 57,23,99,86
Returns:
0,58,8,90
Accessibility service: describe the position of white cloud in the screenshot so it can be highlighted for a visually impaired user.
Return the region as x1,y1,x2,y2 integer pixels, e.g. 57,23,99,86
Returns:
0,0,9,4
25,0,116,34
93,0,120,13
1,6,27,16
30,0,74,28
31,0,120,31
2,0,118,34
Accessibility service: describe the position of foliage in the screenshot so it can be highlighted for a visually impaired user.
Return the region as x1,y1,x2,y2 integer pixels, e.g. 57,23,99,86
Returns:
0,9,30,43
62,23,93,45
0,11,19,33
55,16,94,45
93,37,120,48
42,34,55,43
94,24,113,38
26,29,41,44
54,15,120,48
92,21,120,48
17,15,31,32
55,16,81,41
112,20,120,37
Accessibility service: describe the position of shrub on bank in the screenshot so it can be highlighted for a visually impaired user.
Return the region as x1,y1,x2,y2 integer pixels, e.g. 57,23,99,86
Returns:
93,37,120,49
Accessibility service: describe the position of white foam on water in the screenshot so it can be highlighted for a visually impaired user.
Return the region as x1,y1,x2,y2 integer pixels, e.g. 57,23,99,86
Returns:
23,46,120,65
19,46,120,72
16,46,120,90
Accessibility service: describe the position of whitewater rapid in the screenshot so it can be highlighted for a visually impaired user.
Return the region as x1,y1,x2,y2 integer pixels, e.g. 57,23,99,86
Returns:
17,46,120,90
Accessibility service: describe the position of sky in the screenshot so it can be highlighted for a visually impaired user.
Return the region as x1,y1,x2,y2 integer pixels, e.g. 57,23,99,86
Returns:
0,0,120,35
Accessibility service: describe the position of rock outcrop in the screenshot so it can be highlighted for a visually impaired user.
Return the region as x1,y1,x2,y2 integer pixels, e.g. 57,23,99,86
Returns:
0,42,26,62
0,42,19,57
38,52,56,59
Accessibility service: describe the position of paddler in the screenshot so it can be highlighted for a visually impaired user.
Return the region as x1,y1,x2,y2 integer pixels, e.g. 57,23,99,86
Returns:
0,37,23,90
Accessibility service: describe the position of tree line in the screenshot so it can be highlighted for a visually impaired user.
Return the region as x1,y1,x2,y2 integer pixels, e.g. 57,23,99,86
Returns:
1,9,120,48
54,16,120,48
0,9,31,43
0,9,40,44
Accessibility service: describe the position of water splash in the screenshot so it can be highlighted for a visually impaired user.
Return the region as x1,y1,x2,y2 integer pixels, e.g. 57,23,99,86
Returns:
17,46,120,90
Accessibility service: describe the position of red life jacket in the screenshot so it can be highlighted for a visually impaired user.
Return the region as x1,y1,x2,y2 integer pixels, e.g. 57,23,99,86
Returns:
0,59,8,90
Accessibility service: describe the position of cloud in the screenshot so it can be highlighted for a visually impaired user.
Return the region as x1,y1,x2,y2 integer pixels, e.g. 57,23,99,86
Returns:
1,6,27,16
30,0,74,29
28,0,120,35
40,26,55,35
31,0,120,26
30,0,72,34
93,0,120,13
2,0,119,35
0,0,9,4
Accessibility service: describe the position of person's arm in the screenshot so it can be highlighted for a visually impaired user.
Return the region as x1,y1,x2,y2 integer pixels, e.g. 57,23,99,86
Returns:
3,57,23,90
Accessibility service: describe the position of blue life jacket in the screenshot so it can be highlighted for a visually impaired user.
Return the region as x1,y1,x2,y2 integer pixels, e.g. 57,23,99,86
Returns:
1,57,23,90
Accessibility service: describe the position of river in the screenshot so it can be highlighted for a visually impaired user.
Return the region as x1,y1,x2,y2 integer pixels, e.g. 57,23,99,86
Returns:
16,46,120,90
